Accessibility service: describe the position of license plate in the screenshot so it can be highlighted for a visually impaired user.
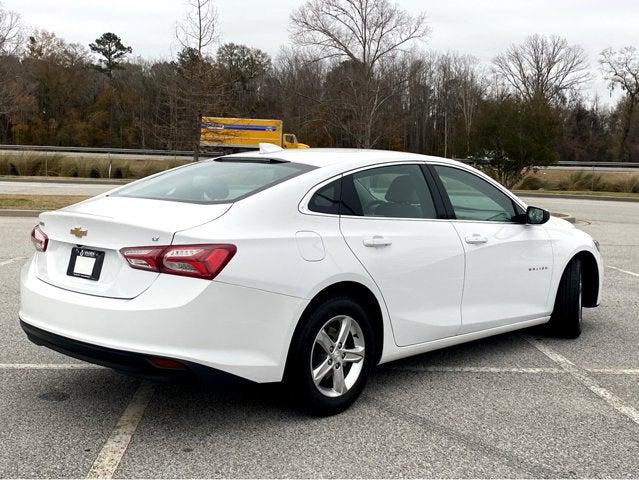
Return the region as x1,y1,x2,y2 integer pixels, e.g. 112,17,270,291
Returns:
67,247,105,281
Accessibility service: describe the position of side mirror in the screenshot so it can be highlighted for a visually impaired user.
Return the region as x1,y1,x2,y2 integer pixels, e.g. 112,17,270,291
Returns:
526,206,550,225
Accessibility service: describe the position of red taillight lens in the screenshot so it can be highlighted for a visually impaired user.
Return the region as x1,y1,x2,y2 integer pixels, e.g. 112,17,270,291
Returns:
119,246,165,272
31,225,48,252
120,244,236,280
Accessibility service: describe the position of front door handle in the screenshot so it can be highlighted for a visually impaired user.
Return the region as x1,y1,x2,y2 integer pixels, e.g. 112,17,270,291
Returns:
363,235,392,248
465,234,488,245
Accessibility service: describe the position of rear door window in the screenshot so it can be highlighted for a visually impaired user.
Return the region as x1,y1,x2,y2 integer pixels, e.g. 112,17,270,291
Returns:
342,164,438,219
112,158,314,204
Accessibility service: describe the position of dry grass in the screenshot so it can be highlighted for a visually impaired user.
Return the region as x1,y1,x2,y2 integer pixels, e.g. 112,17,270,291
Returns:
517,169,639,194
0,194,90,210
0,153,191,179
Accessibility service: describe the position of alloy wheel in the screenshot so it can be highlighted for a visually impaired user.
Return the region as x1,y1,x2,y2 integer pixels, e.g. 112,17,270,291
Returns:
310,315,365,397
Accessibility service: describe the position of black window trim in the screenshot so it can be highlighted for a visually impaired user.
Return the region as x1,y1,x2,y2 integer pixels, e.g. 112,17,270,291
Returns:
313,162,449,221
426,163,526,223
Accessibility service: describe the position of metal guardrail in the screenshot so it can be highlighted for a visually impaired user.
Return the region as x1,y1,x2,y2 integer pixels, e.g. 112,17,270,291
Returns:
0,144,195,157
1,144,638,169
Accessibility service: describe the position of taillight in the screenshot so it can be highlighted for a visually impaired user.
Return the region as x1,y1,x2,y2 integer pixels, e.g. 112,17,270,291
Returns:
120,244,236,280
31,225,48,252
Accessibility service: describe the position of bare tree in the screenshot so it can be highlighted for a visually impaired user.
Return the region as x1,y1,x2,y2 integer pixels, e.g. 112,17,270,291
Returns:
290,0,428,148
175,0,220,160
0,2,21,55
493,34,590,105
176,0,218,56
600,46,639,161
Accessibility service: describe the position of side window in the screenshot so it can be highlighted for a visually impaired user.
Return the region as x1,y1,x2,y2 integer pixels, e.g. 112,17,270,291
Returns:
308,178,341,215
343,164,437,219
433,165,518,222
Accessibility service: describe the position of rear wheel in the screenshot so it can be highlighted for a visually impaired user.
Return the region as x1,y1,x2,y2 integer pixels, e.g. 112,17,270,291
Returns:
286,297,374,416
548,259,583,338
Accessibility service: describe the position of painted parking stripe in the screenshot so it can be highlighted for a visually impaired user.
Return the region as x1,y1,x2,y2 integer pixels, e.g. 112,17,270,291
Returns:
0,256,26,267
523,335,639,426
0,363,102,369
390,366,564,374
608,265,639,277
86,382,156,479
588,368,639,375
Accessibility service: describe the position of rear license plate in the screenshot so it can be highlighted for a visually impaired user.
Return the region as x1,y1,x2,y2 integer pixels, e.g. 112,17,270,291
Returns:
67,247,105,281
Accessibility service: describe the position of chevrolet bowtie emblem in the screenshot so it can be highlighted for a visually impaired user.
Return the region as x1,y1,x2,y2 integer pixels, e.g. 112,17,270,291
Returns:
70,227,88,238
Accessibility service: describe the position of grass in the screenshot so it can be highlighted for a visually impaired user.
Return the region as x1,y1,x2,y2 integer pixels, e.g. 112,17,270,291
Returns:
0,152,191,179
514,190,639,199
0,194,90,210
517,169,639,194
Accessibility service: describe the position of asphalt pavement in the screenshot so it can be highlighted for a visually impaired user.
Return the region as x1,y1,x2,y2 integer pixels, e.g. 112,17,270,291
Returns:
0,198,638,478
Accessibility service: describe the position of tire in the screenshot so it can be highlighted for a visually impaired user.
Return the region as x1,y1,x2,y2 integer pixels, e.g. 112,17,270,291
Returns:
285,296,375,416
548,258,583,338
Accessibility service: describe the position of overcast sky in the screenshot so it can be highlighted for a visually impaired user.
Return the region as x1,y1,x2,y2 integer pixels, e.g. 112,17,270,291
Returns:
4,0,638,104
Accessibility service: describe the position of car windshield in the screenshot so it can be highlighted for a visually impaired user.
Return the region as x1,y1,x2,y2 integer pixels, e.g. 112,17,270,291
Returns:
111,158,314,204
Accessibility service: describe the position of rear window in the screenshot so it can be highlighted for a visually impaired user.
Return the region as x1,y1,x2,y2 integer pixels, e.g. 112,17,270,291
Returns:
112,158,314,204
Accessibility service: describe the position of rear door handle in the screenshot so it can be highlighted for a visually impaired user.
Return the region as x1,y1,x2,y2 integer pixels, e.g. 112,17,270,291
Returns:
363,235,392,248
465,234,488,245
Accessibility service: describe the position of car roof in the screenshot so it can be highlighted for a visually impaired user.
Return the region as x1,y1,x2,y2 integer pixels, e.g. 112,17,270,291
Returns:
216,148,466,169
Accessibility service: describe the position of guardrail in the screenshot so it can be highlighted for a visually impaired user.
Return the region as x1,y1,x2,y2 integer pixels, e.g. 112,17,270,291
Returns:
1,144,638,169
0,144,196,157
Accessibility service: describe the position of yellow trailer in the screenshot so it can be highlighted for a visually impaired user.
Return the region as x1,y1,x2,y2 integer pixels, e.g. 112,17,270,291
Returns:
200,117,308,151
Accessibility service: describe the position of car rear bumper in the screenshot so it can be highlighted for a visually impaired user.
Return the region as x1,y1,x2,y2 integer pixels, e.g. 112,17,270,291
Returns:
20,320,252,384
20,258,307,383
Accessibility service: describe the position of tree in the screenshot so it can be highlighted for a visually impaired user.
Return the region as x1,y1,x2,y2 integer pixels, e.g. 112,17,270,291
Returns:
0,2,21,55
471,98,562,188
600,47,639,161
493,35,590,105
175,0,221,160
89,32,132,77
290,0,428,148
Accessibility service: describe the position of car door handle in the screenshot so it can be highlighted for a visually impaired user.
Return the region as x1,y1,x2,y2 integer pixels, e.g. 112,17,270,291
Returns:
363,235,392,248
465,234,488,245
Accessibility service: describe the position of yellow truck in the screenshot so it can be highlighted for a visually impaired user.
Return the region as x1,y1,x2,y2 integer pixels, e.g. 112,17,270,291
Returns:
200,117,308,152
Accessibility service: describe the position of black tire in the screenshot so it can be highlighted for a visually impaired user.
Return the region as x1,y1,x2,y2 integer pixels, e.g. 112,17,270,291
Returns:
548,258,583,338
285,296,375,416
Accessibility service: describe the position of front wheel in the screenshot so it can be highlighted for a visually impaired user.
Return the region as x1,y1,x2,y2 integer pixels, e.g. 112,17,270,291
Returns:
286,297,374,416
548,259,583,338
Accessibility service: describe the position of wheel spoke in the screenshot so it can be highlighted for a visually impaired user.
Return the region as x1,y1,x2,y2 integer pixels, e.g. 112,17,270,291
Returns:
336,316,351,346
312,357,332,386
332,365,346,394
342,345,365,363
315,329,334,355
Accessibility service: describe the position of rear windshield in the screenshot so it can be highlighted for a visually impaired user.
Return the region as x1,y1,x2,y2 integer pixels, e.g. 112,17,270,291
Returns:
111,158,314,204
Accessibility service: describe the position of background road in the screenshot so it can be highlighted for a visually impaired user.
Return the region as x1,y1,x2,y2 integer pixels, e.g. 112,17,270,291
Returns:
0,197,638,478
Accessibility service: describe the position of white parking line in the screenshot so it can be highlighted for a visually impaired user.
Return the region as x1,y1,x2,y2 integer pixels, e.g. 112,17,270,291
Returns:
391,366,564,374
86,382,156,479
0,256,26,267
0,363,102,369
589,368,639,375
523,335,639,426
608,265,639,277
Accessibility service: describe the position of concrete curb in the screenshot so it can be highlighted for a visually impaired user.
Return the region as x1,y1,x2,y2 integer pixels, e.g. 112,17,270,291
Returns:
0,176,127,185
516,191,639,202
550,212,576,224
0,209,42,217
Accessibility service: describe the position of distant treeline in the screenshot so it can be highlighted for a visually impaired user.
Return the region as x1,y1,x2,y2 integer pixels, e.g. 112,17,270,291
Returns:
0,0,638,186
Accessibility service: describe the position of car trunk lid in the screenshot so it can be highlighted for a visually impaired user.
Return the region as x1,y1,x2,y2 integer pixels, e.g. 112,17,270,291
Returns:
35,196,231,299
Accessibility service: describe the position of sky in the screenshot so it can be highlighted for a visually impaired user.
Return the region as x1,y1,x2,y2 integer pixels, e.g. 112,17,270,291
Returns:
4,0,639,104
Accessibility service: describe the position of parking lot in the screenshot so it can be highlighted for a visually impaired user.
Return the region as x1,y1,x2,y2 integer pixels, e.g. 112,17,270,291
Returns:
1,196,638,478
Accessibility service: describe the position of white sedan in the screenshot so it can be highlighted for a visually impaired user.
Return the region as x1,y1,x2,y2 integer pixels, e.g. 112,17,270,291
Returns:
20,147,603,415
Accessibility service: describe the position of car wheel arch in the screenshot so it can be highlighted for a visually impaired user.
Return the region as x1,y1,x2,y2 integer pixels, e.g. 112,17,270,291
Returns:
555,250,600,308
285,281,385,373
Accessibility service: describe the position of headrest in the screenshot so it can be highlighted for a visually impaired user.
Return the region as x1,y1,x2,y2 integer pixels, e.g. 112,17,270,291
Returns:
385,175,418,203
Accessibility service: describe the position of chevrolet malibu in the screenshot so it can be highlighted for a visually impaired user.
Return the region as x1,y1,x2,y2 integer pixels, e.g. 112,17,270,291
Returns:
20,147,603,415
